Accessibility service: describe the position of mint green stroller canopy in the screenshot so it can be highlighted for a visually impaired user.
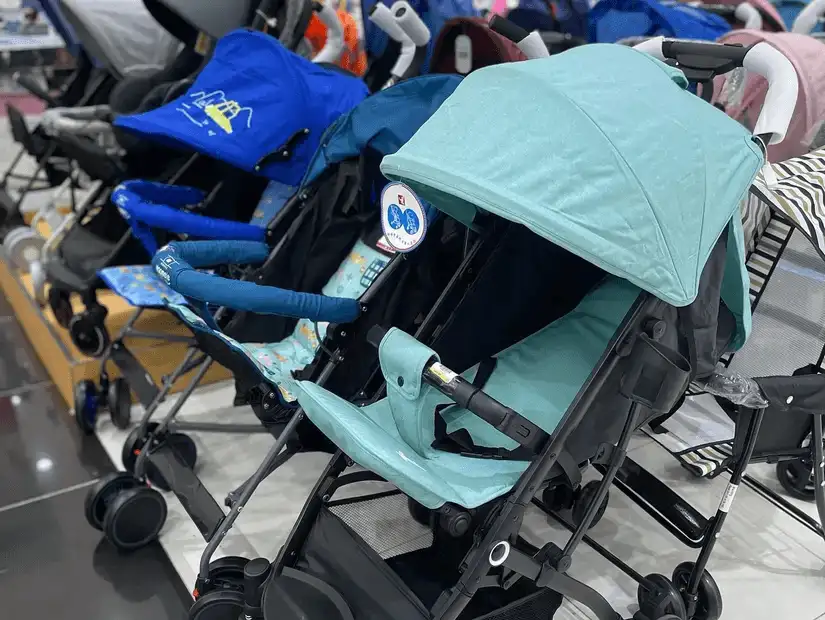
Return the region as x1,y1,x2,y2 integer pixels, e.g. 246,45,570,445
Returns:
293,44,765,510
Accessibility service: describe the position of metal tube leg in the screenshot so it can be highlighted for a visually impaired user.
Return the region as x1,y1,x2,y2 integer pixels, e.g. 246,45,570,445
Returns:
812,415,825,544
198,410,305,581
135,346,201,430
134,356,213,478
684,407,765,615
99,307,146,378
225,448,296,507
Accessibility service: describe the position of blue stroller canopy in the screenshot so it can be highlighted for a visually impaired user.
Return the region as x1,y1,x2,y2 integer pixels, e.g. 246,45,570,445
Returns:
115,29,370,187
775,0,821,31
381,45,761,339
362,0,480,69
588,0,731,42
303,74,463,185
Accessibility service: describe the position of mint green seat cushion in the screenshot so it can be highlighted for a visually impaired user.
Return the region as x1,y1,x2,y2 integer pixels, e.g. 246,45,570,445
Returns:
295,277,640,508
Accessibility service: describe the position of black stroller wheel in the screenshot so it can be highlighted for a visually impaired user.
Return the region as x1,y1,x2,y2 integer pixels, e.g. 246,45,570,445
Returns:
69,311,110,358
73,379,98,435
147,432,198,492
638,574,687,620
571,480,609,530
197,556,249,597
189,589,244,620
48,287,73,328
407,496,433,527
776,459,815,500
121,422,160,473
541,482,576,513
83,472,141,531
107,377,132,429
671,562,722,620
103,485,167,551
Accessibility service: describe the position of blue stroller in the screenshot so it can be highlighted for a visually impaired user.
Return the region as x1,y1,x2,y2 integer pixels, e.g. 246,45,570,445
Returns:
122,40,803,620
66,26,371,434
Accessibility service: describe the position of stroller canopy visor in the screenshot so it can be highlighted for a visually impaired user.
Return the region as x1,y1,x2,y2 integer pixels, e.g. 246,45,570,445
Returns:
381,44,763,308
303,74,463,185
115,29,370,186
60,0,181,78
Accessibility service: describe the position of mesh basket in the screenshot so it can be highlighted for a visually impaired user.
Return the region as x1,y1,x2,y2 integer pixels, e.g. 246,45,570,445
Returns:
327,491,434,560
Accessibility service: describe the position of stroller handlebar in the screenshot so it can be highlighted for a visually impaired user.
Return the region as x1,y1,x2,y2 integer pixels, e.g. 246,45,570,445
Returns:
635,37,798,145
152,241,362,324
390,1,430,82
791,0,825,34
734,3,763,30
487,15,550,59
369,3,418,84
311,0,345,65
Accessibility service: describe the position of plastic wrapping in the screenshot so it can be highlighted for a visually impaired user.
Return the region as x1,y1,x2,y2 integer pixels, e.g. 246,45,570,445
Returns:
718,66,747,109
702,368,769,408
60,0,181,78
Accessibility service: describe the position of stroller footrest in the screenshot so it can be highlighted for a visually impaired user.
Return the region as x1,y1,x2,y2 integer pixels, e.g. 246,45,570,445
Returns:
147,443,225,539
609,457,708,544
110,342,160,407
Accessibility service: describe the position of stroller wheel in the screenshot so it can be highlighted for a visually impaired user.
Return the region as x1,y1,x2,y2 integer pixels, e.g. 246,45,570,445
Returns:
196,556,249,598
571,481,609,530
103,485,167,552
3,225,43,272
121,422,160,473
407,496,433,527
147,432,198,492
107,377,132,430
188,589,244,620
671,562,722,620
48,287,73,328
541,482,576,512
73,379,98,435
638,574,687,620
69,310,110,358
83,472,141,531
30,260,47,305
776,459,815,501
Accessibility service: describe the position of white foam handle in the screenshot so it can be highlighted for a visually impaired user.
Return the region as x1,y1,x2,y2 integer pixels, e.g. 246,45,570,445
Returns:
734,3,762,30
370,3,416,80
634,37,797,144
312,1,344,65
792,0,825,33
632,35,666,59
391,1,431,47
743,42,798,144
518,30,550,59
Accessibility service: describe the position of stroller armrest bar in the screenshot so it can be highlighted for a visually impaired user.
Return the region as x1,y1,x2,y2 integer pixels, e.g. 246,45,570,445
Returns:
753,374,825,416
422,361,549,451
118,200,266,242
153,242,361,323
114,180,206,208
487,15,549,59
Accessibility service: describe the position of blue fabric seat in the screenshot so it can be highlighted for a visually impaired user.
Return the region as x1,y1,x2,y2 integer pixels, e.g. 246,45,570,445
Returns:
293,277,640,509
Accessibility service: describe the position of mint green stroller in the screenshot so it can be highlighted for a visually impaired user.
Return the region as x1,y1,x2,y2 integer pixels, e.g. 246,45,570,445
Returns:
191,40,809,620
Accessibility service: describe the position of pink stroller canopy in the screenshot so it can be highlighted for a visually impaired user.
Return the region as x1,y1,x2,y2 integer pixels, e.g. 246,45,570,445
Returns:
716,30,825,161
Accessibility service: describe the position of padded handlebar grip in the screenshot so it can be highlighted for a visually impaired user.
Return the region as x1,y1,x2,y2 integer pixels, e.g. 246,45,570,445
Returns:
791,0,825,33
488,14,530,44
391,1,431,47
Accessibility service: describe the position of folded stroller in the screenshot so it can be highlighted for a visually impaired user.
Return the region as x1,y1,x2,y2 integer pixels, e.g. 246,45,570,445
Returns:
148,40,799,620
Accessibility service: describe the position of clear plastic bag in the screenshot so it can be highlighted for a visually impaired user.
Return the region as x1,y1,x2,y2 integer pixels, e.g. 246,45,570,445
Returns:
702,369,768,409
718,67,747,110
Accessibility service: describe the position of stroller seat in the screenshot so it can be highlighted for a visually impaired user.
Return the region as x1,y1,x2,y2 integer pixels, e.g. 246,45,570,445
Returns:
162,236,393,399
294,276,640,510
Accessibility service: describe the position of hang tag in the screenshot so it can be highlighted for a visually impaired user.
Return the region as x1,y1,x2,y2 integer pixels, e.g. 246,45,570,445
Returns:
380,182,427,253
194,32,212,56
455,34,472,75
761,162,779,189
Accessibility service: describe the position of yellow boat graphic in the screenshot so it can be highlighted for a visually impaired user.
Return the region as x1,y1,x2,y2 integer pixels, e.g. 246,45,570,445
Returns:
204,100,244,134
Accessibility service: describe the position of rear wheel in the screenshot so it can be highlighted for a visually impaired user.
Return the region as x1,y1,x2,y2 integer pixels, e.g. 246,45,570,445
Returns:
672,562,722,620
188,590,244,620
637,574,687,620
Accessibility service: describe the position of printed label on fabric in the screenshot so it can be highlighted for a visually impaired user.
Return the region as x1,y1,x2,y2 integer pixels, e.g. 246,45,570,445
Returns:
380,182,427,253
176,90,253,136
194,32,212,56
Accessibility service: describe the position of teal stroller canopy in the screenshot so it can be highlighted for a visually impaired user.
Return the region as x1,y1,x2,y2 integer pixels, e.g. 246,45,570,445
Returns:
381,44,763,317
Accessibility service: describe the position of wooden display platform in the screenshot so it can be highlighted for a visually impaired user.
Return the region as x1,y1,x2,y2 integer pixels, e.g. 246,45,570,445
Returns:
0,256,232,408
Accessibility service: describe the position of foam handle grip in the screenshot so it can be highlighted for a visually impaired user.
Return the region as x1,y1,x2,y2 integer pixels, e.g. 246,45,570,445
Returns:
791,0,825,33
312,1,345,64
369,2,409,43
734,3,763,30
391,1,430,47
488,14,529,44
743,42,798,144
